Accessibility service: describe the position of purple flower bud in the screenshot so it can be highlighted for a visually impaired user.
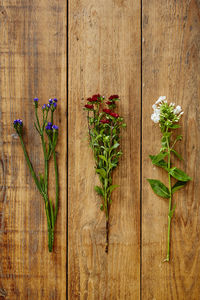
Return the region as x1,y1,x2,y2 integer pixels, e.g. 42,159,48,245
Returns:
49,99,53,104
47,104,51,108
42,104,46,110
52,125,58,130
45,125,52,131
53,102,57,108
47,122,52,126
34,97,38,102
54,98,58,102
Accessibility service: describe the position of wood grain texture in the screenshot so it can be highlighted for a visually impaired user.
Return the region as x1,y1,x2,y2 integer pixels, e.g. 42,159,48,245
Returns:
0,1,66,299
68,0,141,299
142,0,200,299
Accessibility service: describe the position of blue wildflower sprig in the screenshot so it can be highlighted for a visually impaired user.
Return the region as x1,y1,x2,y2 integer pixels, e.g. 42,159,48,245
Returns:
13,97,59,252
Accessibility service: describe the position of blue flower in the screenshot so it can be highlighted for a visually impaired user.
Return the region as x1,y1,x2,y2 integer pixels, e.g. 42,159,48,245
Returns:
45,125,52,131
49,99,53,104
42,104,46,110
34,98,38,102
47,104,51,108
54,98,58,103
52,125,58,130
14,119,23,126
13,119,23,134
45,122,53,131
53,102,57,108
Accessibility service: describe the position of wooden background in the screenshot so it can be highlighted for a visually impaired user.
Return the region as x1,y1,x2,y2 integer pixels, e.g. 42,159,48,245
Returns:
0,0,200,299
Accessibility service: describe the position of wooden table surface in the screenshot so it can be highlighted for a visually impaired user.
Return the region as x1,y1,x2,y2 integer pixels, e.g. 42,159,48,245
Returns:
0,0,199,299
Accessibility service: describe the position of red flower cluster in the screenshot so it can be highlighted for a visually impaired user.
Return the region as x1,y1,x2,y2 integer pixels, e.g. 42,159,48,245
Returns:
103,108,119,118
110,112,119,118
85,104,94,110
109,95,119,100
100,119,110,124
88,94,101,102
103,108,112,114
106,101,113,105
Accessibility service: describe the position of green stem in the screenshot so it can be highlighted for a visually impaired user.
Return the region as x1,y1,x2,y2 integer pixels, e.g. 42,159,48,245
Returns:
44,195,54,252
35,106,41,132
53,150,59,221
19,135,42,194
41,135,48,193
166,130,172,262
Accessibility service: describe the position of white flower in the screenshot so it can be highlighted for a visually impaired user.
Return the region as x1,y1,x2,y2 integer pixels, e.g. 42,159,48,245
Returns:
155,96,166,105
152,104,157,110
170,102,175,106
174,105,182,115
151,113,160,123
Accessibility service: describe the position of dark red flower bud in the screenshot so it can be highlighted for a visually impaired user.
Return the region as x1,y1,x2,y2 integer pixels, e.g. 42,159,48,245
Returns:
110,112,119,118
103,108,112,114
100,119,110,124
109,94,119,100
106,101,113,105
85,104,94,109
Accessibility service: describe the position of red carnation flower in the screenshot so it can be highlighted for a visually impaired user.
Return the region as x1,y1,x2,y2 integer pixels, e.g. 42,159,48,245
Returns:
110,112,119,118
106,101,113,105
91,94,101,101
100,119,110,124
103,108,112,114
109,94,119,100
85,104,94,109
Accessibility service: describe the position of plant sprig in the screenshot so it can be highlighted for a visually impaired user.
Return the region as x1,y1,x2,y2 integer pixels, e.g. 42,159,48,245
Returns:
13,98,59,252
84,94,126,253
148,96,191,262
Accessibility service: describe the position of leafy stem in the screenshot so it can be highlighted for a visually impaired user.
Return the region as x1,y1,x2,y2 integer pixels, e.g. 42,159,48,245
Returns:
148,98,191,262
13,99,59,252
84,94,125,253
165,128,172,262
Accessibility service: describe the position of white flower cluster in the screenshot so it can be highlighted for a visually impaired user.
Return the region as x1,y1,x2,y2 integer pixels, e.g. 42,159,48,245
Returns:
151,96,184,124
151,96,166,123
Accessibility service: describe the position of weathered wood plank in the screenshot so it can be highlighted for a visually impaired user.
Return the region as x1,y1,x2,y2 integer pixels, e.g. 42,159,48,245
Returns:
68,0,141,299
142,0,200,299
0,1,66,299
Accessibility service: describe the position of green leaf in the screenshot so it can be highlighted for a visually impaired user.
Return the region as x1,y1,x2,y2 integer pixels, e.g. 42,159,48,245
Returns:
169,124,180,129
94,186,104,197
149,155,168,170
100,204,104,211
169,204,176,218
176,135,183,141
111,142,120,151
172,181,187,193
107,184,119,194
169,167,192,182
171,149,183,161
163,132,172,138
150,152,168,164
99,155,107,163
147,179,170,198
96,168,107,179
